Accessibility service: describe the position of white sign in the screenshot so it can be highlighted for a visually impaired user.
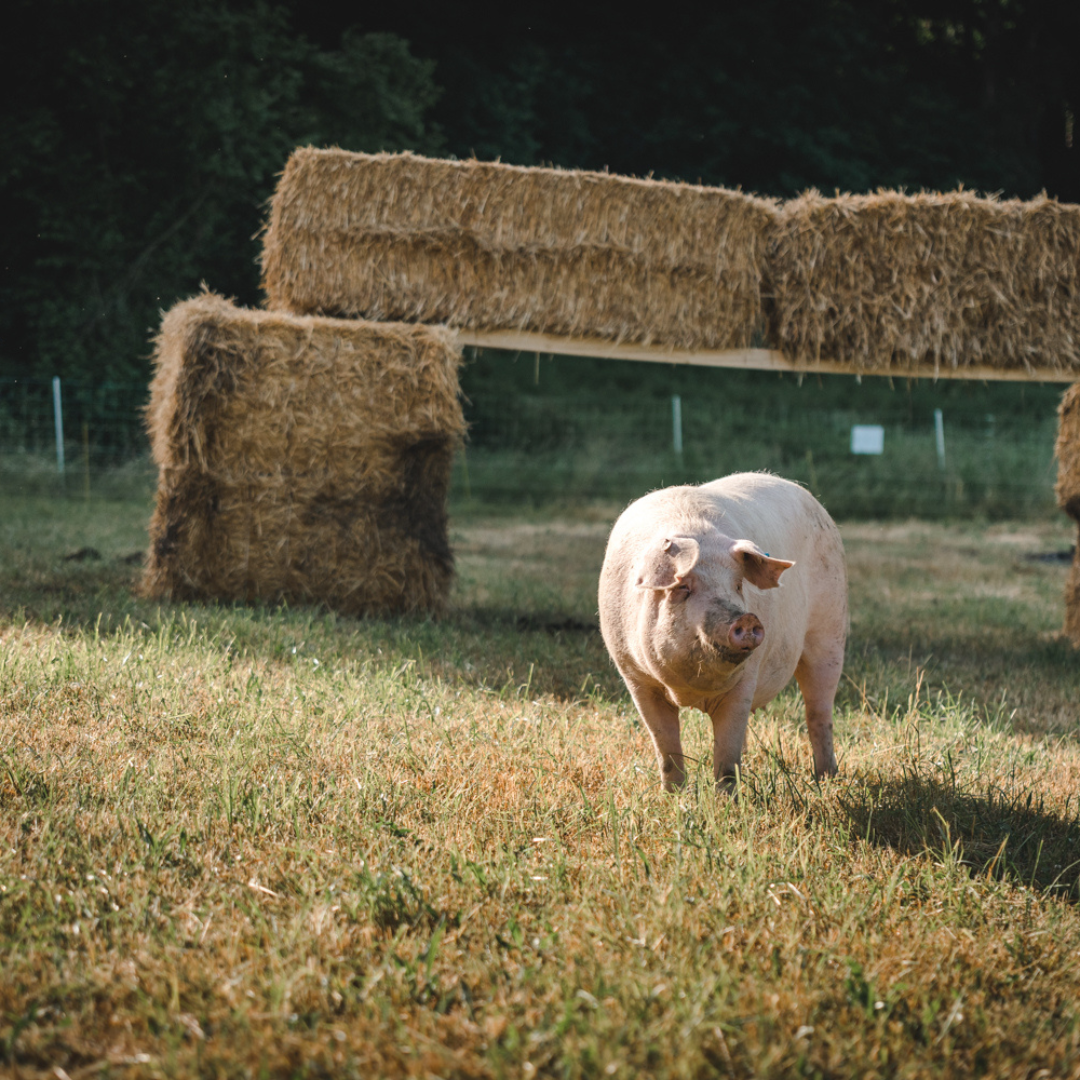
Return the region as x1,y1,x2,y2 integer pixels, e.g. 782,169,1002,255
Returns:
850,425,884,455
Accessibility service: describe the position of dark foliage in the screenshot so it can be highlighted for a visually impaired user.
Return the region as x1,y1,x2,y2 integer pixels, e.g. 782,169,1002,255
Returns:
344,0,1079,198
2,0,1077,382
0,0,440,381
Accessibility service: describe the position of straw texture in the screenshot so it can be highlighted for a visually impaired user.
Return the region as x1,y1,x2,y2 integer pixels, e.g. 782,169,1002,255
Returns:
261,148,778,350
766,190,1080,376
142,292,465,616
1056,383,1080,645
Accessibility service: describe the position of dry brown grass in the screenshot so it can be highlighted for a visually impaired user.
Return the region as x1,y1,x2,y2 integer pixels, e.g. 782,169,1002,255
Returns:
766,189,1080,377
2,503,1080,1077
260,148,778,351
142,291,465,617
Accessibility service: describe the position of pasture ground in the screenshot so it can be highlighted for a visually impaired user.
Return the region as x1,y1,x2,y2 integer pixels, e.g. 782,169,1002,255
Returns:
2,493,1080,1078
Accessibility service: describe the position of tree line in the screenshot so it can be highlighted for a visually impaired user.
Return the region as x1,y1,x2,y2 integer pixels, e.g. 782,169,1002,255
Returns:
2,0,1076,383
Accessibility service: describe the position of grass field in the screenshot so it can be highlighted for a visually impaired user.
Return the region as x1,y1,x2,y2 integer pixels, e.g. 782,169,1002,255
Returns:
455,354,1066,520
2,492,1080,1078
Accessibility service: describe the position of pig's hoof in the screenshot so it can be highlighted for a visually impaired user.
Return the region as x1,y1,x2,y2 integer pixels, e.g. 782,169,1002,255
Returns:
660,759,686,791
715,772,740,797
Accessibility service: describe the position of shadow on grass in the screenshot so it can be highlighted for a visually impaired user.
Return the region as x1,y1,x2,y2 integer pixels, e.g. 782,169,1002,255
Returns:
451,604,598,635
840,632,1080,738
0,559,146,627
430,605,620,702
838,765,1080,902
0,560,624,704
853,632,1079,677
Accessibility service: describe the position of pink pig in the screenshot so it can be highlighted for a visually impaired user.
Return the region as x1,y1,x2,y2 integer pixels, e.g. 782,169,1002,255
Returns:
598,472,847,790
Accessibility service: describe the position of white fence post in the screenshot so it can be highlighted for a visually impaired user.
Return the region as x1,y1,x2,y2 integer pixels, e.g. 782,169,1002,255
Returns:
672,394,683,456
934,408,946,471
52,376,65,475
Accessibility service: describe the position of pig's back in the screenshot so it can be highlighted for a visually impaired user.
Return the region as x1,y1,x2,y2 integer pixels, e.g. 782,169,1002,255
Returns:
605,473,836,560
697,473,839,557
699,473,846,703
697,472,846,614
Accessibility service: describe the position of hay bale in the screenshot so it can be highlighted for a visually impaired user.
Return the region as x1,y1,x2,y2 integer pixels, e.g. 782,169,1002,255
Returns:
767,190,1080,376
261,148,778,351
1064,556,1080,648
1057,384,1080,518
1056,383,1080,645
142,292,465,617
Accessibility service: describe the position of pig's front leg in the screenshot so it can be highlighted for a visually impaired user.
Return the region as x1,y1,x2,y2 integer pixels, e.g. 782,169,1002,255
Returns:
794,652,841,778
626,679,685,791
706,684,755,791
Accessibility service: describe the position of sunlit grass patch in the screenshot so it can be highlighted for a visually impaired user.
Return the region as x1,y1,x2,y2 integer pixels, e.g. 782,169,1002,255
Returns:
1,495,1079,1076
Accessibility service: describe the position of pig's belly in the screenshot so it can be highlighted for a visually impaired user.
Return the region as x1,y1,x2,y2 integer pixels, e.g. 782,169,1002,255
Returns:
748,628,804,709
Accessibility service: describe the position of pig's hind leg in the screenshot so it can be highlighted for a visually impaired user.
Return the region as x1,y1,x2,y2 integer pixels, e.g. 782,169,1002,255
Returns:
627,680,686,791
794,638,843,778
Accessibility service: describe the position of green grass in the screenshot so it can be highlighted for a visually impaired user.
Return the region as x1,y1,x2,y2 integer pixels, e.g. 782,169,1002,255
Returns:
2,356,1070,520
2,494,1080,1077
453,352,1067,519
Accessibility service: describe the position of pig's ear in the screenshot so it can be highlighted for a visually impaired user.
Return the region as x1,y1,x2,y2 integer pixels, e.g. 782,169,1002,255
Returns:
634,537,701,590
732,540,794,590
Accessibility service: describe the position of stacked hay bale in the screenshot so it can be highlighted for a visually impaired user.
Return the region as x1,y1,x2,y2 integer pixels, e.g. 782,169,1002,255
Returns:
1056,384,1080,645
148,147,1080,620
263,152,1080,378
261,148,779,351
766,190,1080,377
147,150,775,618
142,293,464,616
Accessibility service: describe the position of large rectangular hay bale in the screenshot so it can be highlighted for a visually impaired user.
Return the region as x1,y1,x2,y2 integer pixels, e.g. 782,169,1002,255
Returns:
1056,383,1080,645
142,292,465,616
767,190,1080,377
261,148,778,351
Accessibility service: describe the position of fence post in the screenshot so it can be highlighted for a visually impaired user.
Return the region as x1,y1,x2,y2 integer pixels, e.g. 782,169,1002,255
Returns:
52,376,65,475
934,408,946,471
672,394,683,456
83,421,91,501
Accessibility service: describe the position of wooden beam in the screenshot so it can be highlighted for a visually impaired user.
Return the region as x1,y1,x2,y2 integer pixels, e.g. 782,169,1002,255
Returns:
454,328,1079,383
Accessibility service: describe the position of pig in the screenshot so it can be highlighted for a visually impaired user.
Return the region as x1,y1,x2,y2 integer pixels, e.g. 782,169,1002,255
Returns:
598,472,847,791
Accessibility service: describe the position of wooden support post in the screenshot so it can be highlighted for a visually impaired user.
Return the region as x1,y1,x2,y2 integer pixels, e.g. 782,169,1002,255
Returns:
453,328,1079,383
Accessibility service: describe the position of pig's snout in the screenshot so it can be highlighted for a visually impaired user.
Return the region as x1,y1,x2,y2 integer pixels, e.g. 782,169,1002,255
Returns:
727,613,764,653
699,604,765,665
